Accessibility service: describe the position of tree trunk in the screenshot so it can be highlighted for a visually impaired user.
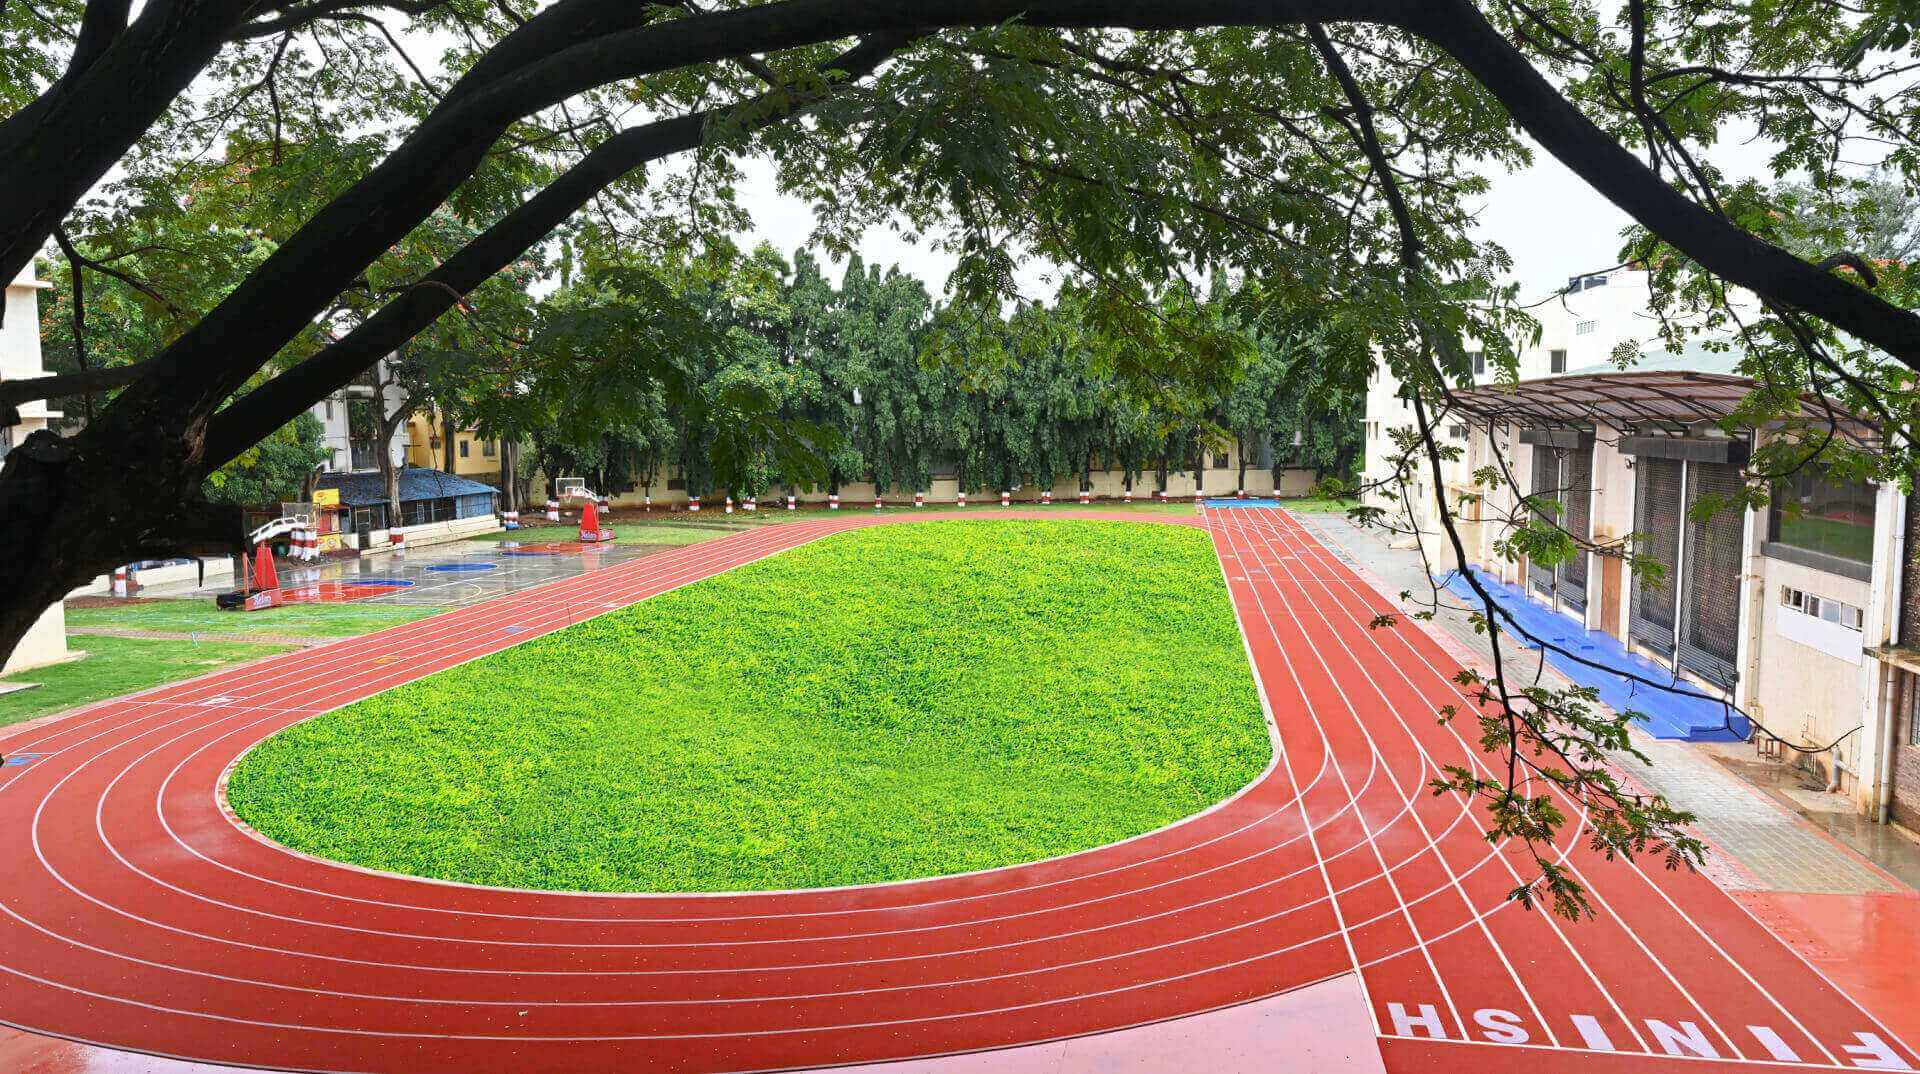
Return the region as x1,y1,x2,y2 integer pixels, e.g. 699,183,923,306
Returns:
442,414,456,473
379,441,401,532
1237,435,1247,491
500,440,518,511
0,423,244,666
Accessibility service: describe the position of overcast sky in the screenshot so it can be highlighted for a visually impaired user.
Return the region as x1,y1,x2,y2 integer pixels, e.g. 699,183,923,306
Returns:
727,144,1640,307
730,130,1788,308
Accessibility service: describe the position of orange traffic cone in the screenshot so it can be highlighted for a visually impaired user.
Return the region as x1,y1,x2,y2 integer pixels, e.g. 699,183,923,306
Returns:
579,498,604,542
251,543,279,591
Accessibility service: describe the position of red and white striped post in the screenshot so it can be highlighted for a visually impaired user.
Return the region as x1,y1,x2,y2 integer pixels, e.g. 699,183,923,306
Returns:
546,499,560,522
914,491,924,508
874,495,883,510
1236,488,1247,500
1078,488,1090,505
745,497,757,512
112,566,129,597
1000,490,1010,507
689,495,701,513
644,494,652,512
786,495,796,511
391,530,406,551
502,512,519,532
1041,489,1052,506
829,493,840,510
724,496,734,514
1156,488,1167,503
1195,490,1205,504
1124,488,1133,504
957,491,967,508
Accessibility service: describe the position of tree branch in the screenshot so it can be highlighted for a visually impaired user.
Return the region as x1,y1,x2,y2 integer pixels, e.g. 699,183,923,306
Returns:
203,32,909,463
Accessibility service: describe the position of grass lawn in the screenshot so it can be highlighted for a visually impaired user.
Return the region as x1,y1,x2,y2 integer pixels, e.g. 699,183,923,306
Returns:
0,635,296,728
67,599,439,638
229,519,1271,893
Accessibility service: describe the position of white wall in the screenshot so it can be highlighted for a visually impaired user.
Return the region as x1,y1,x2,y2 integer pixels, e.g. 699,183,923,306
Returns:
597,441,1314,508
311,358,410,474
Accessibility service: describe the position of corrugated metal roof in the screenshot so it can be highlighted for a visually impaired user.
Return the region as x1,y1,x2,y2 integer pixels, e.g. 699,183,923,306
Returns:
316,466,500,507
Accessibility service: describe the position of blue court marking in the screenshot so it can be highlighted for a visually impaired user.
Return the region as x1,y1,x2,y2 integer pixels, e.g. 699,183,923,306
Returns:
426,563,498,573
1203,497,1282,508
345,577,416,587
500,550,565,558
1437,566,1749,742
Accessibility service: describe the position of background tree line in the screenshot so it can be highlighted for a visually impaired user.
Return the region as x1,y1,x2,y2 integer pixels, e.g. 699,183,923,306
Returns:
498,241,1365,504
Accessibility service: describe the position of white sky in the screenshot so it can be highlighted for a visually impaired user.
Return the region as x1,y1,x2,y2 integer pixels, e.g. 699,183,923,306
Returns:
730,130,1784,307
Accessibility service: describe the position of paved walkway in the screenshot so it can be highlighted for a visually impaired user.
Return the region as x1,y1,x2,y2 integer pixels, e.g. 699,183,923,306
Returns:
1298,512,1911,897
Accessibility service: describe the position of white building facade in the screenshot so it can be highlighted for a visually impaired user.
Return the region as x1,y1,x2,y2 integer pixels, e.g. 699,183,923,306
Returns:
310,359,409,476
1360,267,1904,820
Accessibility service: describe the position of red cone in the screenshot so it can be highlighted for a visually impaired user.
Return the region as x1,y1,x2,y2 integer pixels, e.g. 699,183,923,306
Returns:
579,497,602,542
251,543,279,592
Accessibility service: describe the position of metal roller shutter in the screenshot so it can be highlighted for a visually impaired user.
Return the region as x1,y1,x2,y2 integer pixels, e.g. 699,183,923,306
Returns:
1679,462,1743,688
1561,442,1592,612
1630,457,1683,657
1529,444,1560,601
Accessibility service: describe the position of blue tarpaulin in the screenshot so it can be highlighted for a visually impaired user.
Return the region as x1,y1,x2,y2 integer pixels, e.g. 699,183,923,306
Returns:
1436,566,1749,743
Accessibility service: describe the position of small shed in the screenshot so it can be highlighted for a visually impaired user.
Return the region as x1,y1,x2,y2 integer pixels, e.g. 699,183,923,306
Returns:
315,466,500,538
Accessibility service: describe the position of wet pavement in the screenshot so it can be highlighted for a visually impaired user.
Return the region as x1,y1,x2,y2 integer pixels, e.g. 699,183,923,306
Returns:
173,536,672,608
1297,511,1920,896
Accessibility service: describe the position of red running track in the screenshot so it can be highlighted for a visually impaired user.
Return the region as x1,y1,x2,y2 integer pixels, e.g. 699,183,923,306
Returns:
0,508,1910,1074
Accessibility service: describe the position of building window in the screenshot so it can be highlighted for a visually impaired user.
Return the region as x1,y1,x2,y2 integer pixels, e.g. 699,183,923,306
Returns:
1472,351,1486,375
459,440,470,459
1448,424,1468,439
1575,320,1597,335
402,497,457,526
1550,349,1567,373
482,440,496,458
323,401,333,421
1780,586,1865,630
1770,471,1876,565
1212,451,1229,468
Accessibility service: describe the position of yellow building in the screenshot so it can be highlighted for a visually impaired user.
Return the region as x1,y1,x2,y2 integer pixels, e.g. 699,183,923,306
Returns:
406,413,506,487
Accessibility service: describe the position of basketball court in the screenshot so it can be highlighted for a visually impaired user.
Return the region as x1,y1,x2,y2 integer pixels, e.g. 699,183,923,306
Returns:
0,507,1911,1073
178,536,663,609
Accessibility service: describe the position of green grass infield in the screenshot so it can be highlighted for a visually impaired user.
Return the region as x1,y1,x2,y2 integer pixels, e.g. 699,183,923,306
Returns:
227,518,1271,893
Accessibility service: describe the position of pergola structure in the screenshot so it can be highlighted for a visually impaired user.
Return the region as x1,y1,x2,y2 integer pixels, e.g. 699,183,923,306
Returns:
1436,369,1879,447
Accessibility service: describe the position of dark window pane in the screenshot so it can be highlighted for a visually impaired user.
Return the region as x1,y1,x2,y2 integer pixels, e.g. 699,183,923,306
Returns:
1770,472,1875,564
